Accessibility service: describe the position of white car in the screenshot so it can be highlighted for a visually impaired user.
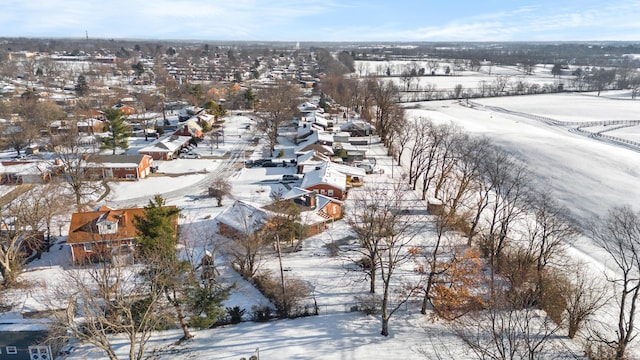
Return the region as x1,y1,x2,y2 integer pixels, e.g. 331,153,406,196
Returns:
179,152,201,159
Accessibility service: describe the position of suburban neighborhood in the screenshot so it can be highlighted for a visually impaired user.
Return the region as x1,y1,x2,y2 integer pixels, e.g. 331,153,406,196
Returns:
1,17,640,359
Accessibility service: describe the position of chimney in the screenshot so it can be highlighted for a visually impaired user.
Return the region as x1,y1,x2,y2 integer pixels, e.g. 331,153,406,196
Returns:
307,191,317,208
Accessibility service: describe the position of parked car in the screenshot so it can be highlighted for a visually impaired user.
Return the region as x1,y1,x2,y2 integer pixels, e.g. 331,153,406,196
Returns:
179,152,201,159
282,174,301,182
262,161,278,167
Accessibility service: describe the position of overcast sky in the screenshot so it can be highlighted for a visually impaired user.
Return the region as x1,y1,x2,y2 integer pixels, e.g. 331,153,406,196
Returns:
2,0,639,42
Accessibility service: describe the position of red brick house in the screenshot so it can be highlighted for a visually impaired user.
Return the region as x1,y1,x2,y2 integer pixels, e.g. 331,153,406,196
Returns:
281,187,343,237
300,162,347,200
86,154,153,180
66,205,177,264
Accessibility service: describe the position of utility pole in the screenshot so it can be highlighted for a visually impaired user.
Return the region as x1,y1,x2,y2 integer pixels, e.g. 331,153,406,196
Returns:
276,234,287,317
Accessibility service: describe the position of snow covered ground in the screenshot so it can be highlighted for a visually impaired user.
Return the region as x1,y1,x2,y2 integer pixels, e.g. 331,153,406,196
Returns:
6,92,640,359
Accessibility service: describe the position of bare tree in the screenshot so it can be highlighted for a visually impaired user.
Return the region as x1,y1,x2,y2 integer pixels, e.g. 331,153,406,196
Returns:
456,301,562,360
564,267,609,339
55,261,166,360
370,79,402,147
390,115,412,167
479,147,532,303
0,188,48,286
50,121,101,210
347,186,386,294
524,191,577,300
590,206,640,359
221,203,272,279
349,180,423,336
209,177,232,207
255,81,300,156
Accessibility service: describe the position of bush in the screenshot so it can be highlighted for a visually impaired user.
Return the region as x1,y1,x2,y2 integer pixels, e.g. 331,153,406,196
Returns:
226,306,246,324
354,294,382,315
538,272,568,325
252,271,311,318
250,304,273,322
324,241,340,257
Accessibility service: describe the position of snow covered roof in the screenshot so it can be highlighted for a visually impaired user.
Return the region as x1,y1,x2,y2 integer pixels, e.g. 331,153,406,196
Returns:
340,118,375,131
296,150,331,168
87,154,150,168
139,134,191,153
215,200,272,234
0,161,53,175
295,130,335,154
300,162,346,191
325,161,367,178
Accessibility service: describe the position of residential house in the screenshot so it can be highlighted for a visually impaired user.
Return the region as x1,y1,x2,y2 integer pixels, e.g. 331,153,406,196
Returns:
299,162,347,200
112,103,136,115
295,150,330,174
86,154,153,180
178,106,204,121
173,119,203,139
215,200,273,240
48,120,72,135
334,142,367,163
66,205,177,264
340,118,375,137
138,135,192,160
77,118,104,134
294,130,335,157
0,161,55,185
298,101,319,113
323,161,366,188
282,187,343,237
0,320,61,360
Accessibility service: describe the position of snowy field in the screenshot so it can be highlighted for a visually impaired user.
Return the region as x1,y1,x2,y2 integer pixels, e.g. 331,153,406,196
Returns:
355,60,563,93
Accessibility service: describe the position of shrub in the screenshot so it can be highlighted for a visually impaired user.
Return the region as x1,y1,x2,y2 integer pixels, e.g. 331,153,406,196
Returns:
226,306,246,324
253,271,311,318
251,304,273,322
354,294,382,315
324,241,340,257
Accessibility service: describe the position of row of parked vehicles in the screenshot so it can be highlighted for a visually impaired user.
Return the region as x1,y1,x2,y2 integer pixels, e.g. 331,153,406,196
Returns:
244,158,297,168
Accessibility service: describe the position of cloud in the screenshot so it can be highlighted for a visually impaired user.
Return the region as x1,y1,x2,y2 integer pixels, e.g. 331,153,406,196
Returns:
0,0,638,41
343,1,640,41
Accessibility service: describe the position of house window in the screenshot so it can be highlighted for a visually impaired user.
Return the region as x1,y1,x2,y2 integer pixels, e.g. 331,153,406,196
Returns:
84,243,93,252
6,346,17,354
328,189,334,197
126,174,135,179
320,189,326,195
332,206,337,215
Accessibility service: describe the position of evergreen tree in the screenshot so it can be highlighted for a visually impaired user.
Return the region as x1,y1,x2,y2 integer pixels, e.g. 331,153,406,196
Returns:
135,195,194,340
101,108,131,155
135,195,180,260
75,74,89,97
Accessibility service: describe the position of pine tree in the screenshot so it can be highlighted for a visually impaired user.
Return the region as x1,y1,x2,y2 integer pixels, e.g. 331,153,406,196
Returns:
101,108,131,155
75,74,89,97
